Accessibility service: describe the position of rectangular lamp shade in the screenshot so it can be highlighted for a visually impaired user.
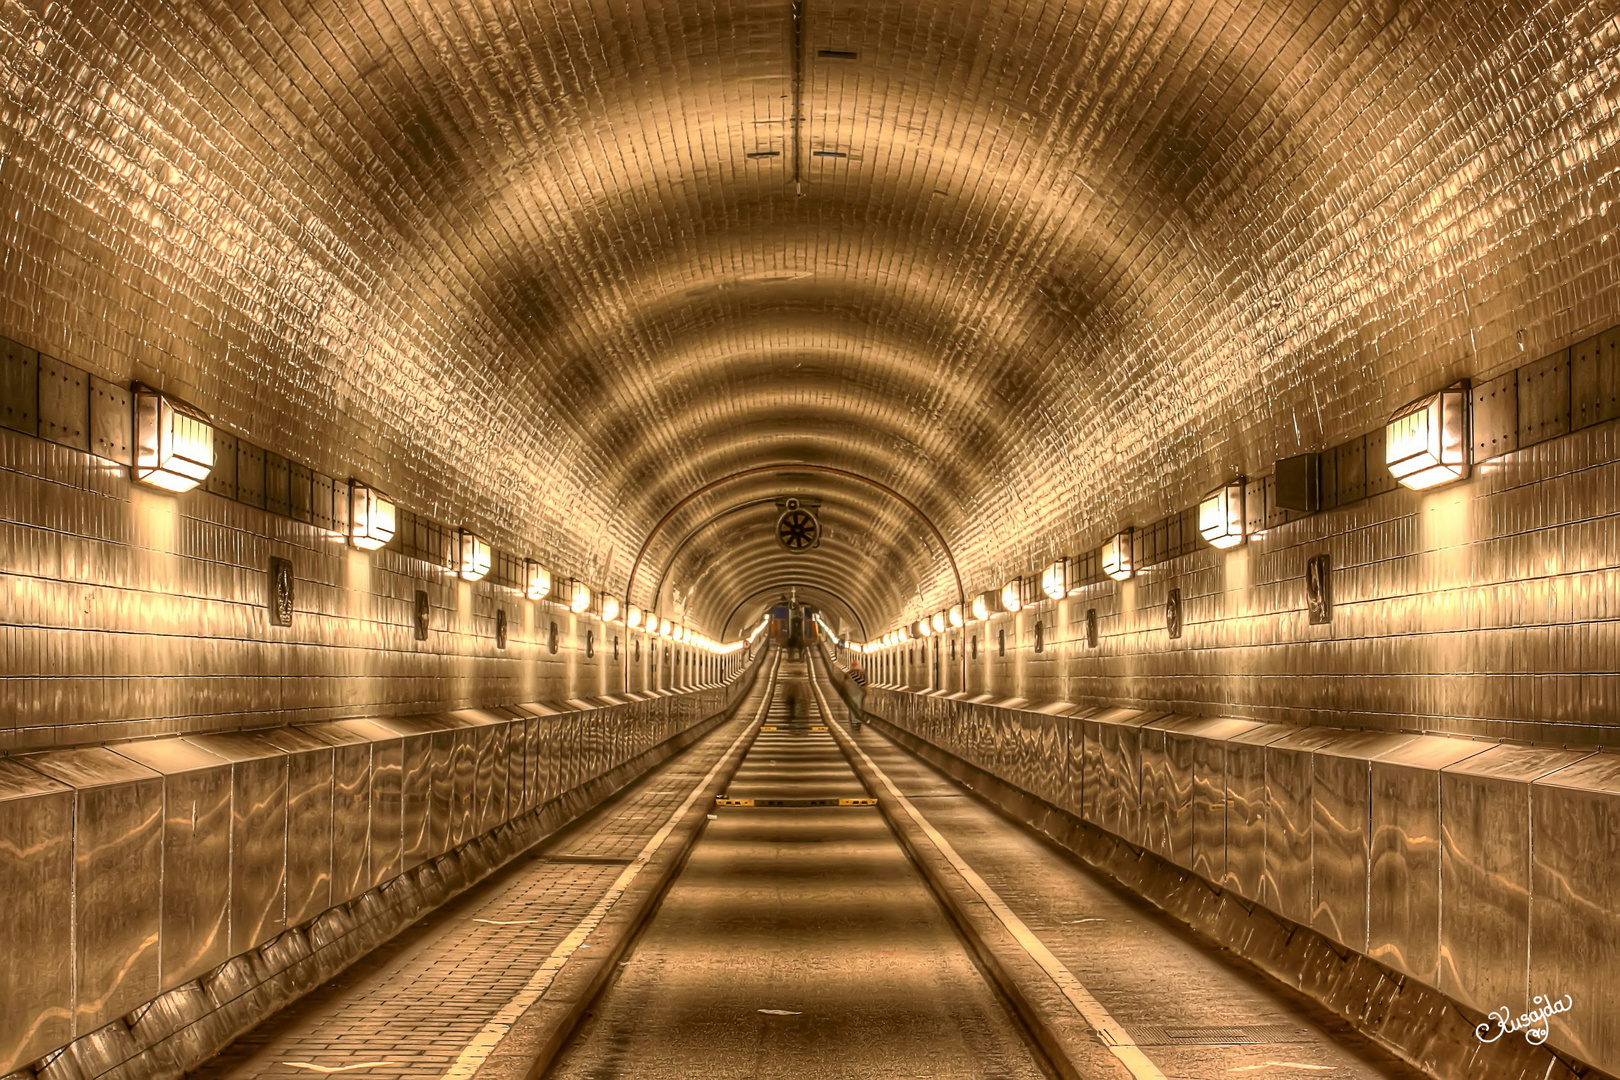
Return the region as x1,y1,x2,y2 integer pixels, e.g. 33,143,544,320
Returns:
948,603,964,627
1000,578,1023,612
627,604,643,628
1041,558,1069,600
1199,479,1246,549
458,529,491,581
348,481,396,550
1386,385,1470,490
525,559,552,600
1101,529,1134,581
132,386,215,492
601,594,621,622
570,579,592,613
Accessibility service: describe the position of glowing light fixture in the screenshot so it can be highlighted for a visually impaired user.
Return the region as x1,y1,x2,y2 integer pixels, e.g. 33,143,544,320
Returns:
569,580,592,614
601,593,621,623
348,481,396,551
1101,529,1134,581
627,604,643,629
930,611,947,634
1386,385,1470,490
949,604,964,628
525,559,552,600
659,617,672,637
132,386,215,492
1001,579,1023,613
1199,479,1247,549
1041,558,1070,600
458,529,491,582
972,589,1004,621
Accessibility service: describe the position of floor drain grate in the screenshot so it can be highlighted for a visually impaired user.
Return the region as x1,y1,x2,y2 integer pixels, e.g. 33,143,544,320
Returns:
1122,1024,1314,1046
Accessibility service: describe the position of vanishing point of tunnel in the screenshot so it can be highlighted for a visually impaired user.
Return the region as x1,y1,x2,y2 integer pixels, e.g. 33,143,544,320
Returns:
1,2,1618,1079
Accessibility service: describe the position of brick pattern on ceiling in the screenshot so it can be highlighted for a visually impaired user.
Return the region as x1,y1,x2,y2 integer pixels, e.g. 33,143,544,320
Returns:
0,0,1617,630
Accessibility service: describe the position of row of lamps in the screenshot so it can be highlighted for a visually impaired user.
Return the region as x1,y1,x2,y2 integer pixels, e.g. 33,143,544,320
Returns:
869,384,1469,651
129,386,745,654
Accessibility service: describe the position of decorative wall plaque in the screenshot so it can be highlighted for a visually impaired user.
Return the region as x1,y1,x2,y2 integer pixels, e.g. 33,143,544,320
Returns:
998,628,1005,657
1033,620,1044,653
1085,608,1099,648
268,557,294,627
413,590,430,640
586,629,595,658
970,635,977,660
1166,588,1183,639
1307,553,1333,624
613,634,620,660
495,608,507,650
634,637,641,661
548,620,559,654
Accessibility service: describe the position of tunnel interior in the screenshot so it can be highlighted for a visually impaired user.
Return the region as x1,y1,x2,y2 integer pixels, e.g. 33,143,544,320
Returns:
1,0,1619,1077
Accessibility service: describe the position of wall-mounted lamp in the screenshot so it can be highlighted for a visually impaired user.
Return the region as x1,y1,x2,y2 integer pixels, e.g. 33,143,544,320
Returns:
569,579,592,613
1101,529,1134,581
348,481,396,550
626,604,643,629
948,604,964,628
601,593,621,623
1001,578,1023,613
132,386,215,492
930,611,947,634
1041,558,1070,600
525,559,552,600
972,589,1004,621
658,617,672,637
458,529,491,581
1387,384,1470,490
1198,479,1247,549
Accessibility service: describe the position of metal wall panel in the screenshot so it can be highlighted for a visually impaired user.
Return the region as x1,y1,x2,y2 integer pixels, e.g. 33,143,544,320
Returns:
1261,728,1341,921
1309,732,1414,951
1088,709,1155,845
1227,725,1286,901
368,736,403,886
1439,745,1591,1016
1367,736,1488,984
187,733,289,953
1530,755,1620,1068
23,748,162,1033
1570,330,1620,431
304,724,372,905
1185,719,1264,885
399,729,436,869
428,729,455,857
0,760,73,1072
112,739,234,991
87,376,131,464
1517,347,1571,446
36,354,88,452
451,728,477,846
1472,371,1519,461
259,727,336,927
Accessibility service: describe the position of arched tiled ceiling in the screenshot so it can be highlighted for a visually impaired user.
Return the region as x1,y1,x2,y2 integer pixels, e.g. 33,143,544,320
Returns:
2,0,1615,638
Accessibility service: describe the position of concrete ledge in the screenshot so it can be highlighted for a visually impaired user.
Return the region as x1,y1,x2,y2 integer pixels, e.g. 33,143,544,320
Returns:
8,683,757,1080
863,713,1614,1080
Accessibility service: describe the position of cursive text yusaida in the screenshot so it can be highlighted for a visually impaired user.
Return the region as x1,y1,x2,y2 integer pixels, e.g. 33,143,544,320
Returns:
1475,994,1573,1046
